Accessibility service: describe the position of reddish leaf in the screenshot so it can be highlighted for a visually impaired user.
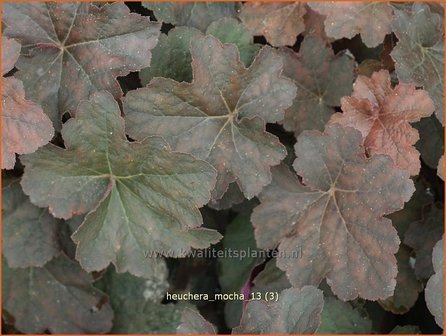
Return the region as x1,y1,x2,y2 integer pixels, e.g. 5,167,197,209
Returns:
2,254,113,334
330,70,435,176
391,3,444,125
279,36,354,135
2,70,54,169
252,125,415,300
239,2,307,47
124,35,296,200
2,36,20,76
233,286,324,334
20,91,221,278
425,238,444,329
404,206,444,279
3,2,161,129
308,2,393,48
303,4,331,41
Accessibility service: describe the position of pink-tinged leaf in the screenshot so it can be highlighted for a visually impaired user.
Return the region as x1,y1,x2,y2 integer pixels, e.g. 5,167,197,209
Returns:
330,70,435,176
3,2,161,129
279,36,355,135
20,91,221,279
177,308,217,334
391,3,444,125
2,177,61,268
124,35,296,200
2,254,113,334
252,125,415,301
2,36,20,76
425,238,444,329
2,77,54,170
404,206,444,279
379,246,423,314
438,155,444,180
233,286,323,334
308,2,393,48
239,2,306,47
303,4,332,41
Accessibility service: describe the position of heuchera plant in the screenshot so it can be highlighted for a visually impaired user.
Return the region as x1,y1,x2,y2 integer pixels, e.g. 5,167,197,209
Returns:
1,1,444,334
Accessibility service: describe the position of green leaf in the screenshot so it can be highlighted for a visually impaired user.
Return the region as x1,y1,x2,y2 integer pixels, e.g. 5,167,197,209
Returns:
218,214,264,328
3,2,161,129
379,246,423,314
391,3,444,125
125,35,296,200
390,325,421,334
252,259,291,295
252,125,415,301
425,238,444,329
233,286,324,334
2,177,60,268
177,308,217,334
219,214,264,293
317,296,372,334
206,18,261,67
96,268,184,333
142,2,238,31
2,254,113,334
139,26,202,85
20,91,221,279
140,19,260,86
279,36,355,135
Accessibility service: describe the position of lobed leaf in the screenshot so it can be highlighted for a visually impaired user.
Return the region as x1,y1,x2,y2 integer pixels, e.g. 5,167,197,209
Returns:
97,268,183,333
425,238,444,329
279,36,355,135
140,19,260,85
330,70,435,176
3,2,161,129
2,36,20,76
404,206,444,279
317,296,372,334
391,3,444,125
252,125,415,300
177,308,217,334
142,2,237,31
239,2,306,47
2,254,113,334
20,91,221,279
2,77,54,170
233,286,324,334
308,2,393,48
2,178,61,268
125,35,296,200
